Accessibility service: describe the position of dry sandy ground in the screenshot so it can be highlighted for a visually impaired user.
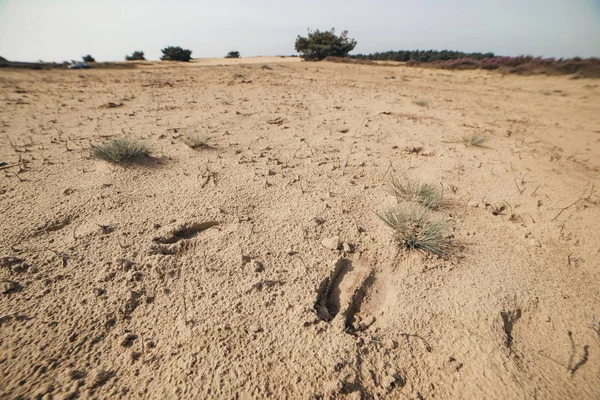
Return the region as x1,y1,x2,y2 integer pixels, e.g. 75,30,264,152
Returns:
1,57,599,399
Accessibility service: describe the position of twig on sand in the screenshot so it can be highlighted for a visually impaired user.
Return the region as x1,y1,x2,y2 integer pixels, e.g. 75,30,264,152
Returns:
0,163,19,171
551,188,589,222
118,237,131,249
182,296,188,325
0,311,18,322
44,247,69,268
380,161,393,182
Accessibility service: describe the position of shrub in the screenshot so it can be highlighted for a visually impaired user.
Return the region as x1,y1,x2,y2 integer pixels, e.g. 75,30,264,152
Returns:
82,55,95,62
225,51,240,59
295,28,357,61
125,51,145,61
93,138,150,163
378,204,451,257
160,46,192,62
460,134,488,147
389,177,442,209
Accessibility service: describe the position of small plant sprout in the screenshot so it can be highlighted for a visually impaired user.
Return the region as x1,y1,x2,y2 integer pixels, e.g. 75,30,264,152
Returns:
389,177,442,209
92,138,150,163
460,134,488,147
378,205,451,257
184,132,213,149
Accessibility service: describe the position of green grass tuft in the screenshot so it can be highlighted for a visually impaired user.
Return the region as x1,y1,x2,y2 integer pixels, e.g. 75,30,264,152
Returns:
389,177,442,209
92,138,150,163
460,134,488,147
378,205,451,257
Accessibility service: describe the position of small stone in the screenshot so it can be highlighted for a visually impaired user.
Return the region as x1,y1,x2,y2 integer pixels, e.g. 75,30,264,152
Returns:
359,315,375,330
342,242,352,253
121,333,137,347
321,236,340,250
89,368,113,389
251,260,264,272
313,217,325,225
67,369,86,380
384,339,397,349
382,372,403,390
0,280,18,294
324,379,344,395
34,384,54,398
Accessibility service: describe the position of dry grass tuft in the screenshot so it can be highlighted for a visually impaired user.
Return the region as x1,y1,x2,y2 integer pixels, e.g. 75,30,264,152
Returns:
184,133,213,149
92,138,150,163
460,134,488,147
389,177,442,209
378,205,451,257
413,100,429,107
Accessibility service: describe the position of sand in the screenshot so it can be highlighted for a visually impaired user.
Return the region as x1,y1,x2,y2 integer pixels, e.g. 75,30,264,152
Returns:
1,57,599,399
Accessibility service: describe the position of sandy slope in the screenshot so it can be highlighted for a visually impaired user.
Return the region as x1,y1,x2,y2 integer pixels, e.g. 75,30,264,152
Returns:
1,58,599,399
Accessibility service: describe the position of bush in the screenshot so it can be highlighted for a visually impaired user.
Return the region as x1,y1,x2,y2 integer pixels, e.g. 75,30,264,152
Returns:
294,28,356,61
225,51,240,59
125,51,145,61
160,46,192,62
82,55,95,62
93,138,150,163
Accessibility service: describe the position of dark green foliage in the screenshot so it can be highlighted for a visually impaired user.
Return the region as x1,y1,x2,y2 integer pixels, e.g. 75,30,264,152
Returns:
93,138,150,163
225,51,240,59
160,46,192,62
125,51,145,61
351,50,600,77
295,29,357,61
352,49,495,63
82,54,95,62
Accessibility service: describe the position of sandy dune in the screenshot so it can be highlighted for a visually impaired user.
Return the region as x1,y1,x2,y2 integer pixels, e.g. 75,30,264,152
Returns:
1,58,599,399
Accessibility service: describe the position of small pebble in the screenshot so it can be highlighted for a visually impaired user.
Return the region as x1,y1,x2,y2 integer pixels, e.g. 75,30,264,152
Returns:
321,236,340,250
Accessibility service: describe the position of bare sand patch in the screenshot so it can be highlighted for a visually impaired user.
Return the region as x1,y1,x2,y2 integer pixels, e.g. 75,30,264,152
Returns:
1,60,599,398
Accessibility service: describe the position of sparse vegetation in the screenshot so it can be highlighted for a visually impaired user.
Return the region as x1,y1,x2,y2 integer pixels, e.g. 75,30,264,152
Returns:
389,177,442,209
261,64,273,70
183,133,213,149
125,51,145,61
225,51,240,59
82,55,95,62
160,46,192,62
378,204,451,257
92,138,150,163
460,134,488,147
295,28,357,61
414,100,429,107
352,50,600,78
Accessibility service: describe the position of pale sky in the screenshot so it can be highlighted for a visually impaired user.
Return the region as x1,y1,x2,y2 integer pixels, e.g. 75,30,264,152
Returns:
1,0,599,62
